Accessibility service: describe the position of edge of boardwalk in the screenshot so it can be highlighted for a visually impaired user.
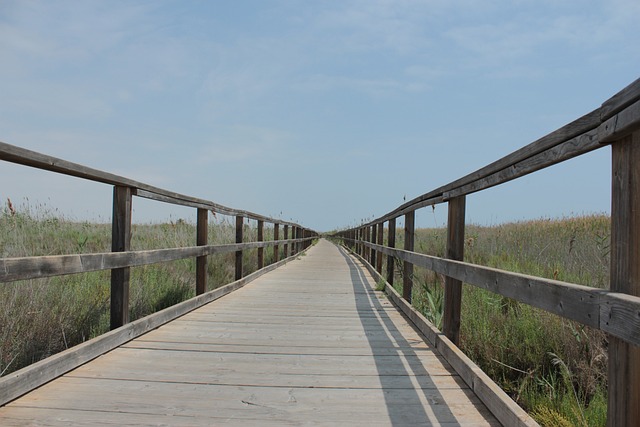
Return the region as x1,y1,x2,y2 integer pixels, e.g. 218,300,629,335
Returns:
337,242,540,427
0,247,313,407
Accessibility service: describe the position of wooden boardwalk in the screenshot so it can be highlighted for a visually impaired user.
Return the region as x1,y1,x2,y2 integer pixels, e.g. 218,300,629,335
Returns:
0,240,499,426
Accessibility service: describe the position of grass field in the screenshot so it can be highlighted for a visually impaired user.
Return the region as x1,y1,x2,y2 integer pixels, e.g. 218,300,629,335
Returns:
386,214,610,426
1,201,610,425
0,201,282,378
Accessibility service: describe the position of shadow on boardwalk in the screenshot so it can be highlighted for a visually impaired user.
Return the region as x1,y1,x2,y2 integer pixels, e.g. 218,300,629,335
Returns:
336,246,460,426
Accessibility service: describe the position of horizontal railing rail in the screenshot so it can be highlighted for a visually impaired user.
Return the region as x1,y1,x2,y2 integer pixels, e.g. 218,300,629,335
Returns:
0,141,318,332
333,77,640,426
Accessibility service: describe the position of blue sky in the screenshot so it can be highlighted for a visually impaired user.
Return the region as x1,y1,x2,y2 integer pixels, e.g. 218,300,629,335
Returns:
1,0,638,232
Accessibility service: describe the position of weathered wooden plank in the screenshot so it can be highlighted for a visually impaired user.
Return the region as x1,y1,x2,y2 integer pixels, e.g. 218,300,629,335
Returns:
600,77,640,121
607,132,640,426
362,240,640,346
110,185,132,330
257,220,265,269
369,109,601,226
0,239,314,283
0,141,306,228
196,208,208,295
0,250,305,406
599,99,640,143
443,196,465,345
386,218,396,285
273,223,280,263
403,211,415,302
235,216,244,280
444,128,601,199
377,222,384,274
348,246,538,427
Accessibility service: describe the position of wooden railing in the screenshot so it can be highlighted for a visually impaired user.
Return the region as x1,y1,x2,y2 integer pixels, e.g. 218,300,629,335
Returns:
0,142,318,330
333,77,640,426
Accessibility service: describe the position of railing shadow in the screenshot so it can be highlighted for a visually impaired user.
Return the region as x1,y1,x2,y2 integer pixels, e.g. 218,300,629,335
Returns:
335,245,464,426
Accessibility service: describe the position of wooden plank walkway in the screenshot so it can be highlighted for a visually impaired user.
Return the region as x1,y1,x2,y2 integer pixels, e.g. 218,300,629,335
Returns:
0,239,500,426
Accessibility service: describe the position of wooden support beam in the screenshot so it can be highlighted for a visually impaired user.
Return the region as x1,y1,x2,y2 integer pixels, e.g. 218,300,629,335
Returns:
274,224,280,263
443,196,466,344
377,222,384,274
110,186,132,330
370,224,377,267
283,225,289,258
387,218,396,285
235,216,244,280
403,211,415,302
608,130,640,426
196,208,208,295
257,220,264,269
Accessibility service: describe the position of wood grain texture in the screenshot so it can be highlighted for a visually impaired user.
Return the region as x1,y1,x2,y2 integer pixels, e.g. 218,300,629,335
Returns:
0,240,501,426
0,246,310,407
0,239,315,283
607,132,640,426
387,218,396,285
196,208,208,295
403,211,415,302
343,243,538,427
359,240,640,347
110,185,132,330
443,196,465,345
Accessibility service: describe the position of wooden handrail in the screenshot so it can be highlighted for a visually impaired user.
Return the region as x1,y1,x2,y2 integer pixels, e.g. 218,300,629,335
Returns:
0,141,318,330
0,141,305,227
334,77,640,426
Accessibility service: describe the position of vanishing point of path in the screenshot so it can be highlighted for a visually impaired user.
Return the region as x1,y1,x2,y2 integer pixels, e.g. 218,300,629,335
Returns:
0,239,499,426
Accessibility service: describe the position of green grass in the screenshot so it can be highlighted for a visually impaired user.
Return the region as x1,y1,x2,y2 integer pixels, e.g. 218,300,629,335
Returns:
379,214,610,426
0,202,282,377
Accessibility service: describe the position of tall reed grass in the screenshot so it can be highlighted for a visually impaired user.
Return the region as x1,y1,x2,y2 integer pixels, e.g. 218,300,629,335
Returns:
0,201,277,377
386,214,610,426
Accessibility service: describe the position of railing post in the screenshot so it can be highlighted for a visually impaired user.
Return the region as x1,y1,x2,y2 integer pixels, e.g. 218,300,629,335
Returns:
371,224,377,267
443,196,466,344
257,220,264,269
403,211,415,302
365,226,371,262
110,186,132,330
387,218,396,285
274,223,280,263
291,226,297,256
377,222,384,274
235,216,244,280
283,225,289,258
196,208,208,295
608,130,640,426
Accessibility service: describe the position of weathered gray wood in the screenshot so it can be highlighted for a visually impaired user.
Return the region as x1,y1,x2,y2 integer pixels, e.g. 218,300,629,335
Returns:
377,222,384,274
444,128,601,200
283,224,288,259
0,239,314,283
607,131,640,426
196,208,208,295
257,220,264,269
235,216,243,281
599,99,640,143
110,186,132,330
403,211,415,302
273,223,280,263
371,224,377,268
342,243,538,427
0,240,502,426
369,109,601,225
0,141,306,229
361,240,640,347
601,77,640,121
443,196,465,345
387,218,396,285
0,249,304,407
